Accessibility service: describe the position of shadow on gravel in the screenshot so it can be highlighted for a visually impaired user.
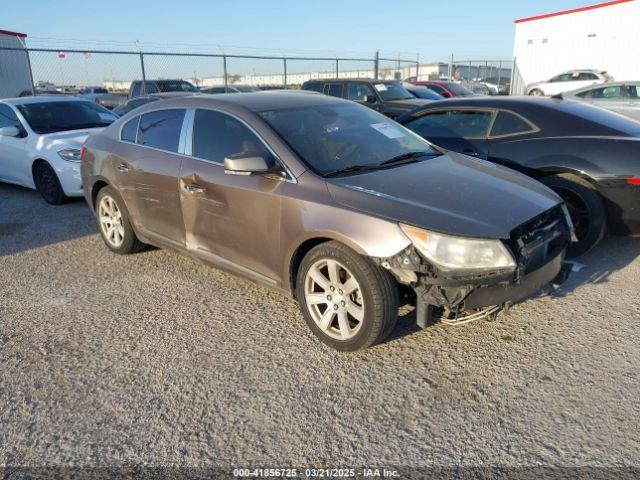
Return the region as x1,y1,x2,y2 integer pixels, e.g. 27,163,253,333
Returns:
547,235,640,298
0,183,96,257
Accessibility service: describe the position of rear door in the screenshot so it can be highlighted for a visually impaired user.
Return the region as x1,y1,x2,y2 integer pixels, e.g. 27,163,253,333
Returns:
120,108,187,243
0,103,28,184
401,108,493,158
178,108,284,282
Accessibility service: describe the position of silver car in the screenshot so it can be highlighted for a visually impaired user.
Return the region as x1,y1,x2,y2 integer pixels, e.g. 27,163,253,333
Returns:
564,82,640,121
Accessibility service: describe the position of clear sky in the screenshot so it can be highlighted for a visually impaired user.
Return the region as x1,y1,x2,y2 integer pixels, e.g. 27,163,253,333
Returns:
4,0,597,60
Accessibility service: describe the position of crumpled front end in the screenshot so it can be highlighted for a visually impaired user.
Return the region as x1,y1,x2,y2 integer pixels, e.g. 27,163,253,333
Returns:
374,206,573,326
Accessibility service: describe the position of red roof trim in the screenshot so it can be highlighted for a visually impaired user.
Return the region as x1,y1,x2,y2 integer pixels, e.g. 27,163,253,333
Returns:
0,29,27,38
515,0,633,23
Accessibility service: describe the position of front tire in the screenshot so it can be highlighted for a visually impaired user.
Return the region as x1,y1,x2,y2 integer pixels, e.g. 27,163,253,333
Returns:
295,241,399,351
541,174,607,257
95,186,145,254
529,88,544,96
34,161,69,205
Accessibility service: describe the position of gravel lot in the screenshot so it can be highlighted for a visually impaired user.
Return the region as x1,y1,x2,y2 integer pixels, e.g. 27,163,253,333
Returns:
1,182,639,476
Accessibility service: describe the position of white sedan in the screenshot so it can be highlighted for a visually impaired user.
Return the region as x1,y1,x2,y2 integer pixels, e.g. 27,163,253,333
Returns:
0,96,117,204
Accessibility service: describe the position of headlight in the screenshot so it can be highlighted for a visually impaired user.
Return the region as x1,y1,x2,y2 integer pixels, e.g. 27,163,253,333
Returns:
58,148,82,162
400,224,516,273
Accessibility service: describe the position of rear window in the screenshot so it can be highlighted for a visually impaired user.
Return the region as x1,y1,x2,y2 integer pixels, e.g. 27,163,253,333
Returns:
324,83,343,98
95,88,108,94
137,109,185,152
446,83,474,96
120,117,138,143
556,102,640,136
156,81,199,93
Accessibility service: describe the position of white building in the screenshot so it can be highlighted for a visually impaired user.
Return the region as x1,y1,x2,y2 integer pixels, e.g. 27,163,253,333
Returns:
511,0,640,94
0,29,32,98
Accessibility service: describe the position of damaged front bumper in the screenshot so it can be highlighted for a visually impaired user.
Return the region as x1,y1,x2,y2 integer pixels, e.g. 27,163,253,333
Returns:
374,206,573,327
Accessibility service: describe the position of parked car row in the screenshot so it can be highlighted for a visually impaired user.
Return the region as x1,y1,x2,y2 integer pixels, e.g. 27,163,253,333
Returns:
1,83,638,352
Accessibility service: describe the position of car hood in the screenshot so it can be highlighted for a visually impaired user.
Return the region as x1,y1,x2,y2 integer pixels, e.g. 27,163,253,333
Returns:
327,152,561,239
39,128,104,150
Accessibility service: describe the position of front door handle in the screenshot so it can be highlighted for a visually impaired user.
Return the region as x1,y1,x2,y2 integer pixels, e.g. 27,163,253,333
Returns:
184,184,205,194
117,163,129,172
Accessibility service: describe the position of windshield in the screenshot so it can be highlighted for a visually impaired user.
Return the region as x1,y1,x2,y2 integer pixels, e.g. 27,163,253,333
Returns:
259,102,438,176
17,101,117,134
157,81,199,93
374,83,414,101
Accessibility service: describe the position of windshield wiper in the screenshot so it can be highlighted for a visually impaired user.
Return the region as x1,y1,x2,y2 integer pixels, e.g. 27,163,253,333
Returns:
323,164,382,178
378,151,439,166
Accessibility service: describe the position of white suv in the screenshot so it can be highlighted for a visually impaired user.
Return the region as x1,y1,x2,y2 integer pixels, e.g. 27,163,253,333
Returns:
526,70,612,96
0,97,117,204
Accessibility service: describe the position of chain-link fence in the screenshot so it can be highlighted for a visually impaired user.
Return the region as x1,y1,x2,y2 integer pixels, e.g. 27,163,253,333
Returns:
0,46,423,97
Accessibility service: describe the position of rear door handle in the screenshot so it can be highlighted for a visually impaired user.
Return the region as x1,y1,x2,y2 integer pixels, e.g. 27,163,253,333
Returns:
463,149,480,157
184,184,205,194
117,163,129,172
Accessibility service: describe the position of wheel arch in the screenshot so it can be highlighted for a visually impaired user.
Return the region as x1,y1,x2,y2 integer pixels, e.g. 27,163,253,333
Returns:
90,178,111,211
286,233,372,295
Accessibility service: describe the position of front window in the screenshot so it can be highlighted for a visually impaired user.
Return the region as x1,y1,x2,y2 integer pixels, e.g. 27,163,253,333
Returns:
346,83,375,101
373,83,413,101
259,102,437,176
17,101,117,134
192,109,270,162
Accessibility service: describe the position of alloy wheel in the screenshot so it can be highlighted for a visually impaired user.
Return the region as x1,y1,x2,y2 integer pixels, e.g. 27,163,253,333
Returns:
304,259,364,340
98,195,125,248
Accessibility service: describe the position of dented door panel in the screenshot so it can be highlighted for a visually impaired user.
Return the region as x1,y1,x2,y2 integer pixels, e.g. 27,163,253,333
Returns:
179,157,283,282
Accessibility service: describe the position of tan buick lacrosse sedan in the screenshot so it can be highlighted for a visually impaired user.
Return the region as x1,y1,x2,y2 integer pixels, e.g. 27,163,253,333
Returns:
81,91,572,351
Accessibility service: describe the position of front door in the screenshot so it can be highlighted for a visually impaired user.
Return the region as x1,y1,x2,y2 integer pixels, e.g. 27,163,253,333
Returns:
179,108,283,281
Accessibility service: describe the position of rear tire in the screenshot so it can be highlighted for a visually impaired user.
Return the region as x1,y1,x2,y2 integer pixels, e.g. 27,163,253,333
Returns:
34,161,69,205
529,88,544,96
295,241,399,351
95,186,145,254
540,174,607,257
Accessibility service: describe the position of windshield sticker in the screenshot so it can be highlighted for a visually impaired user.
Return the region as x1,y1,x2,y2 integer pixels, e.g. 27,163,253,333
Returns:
370,123,406,139
374,84,387,92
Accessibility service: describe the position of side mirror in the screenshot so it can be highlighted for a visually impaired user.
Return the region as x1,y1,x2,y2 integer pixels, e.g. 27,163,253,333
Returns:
224,152,283,177
364,94,377,104
0,126,20,137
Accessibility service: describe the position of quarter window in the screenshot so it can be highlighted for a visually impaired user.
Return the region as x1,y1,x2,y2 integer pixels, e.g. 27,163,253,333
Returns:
490,111,535,137
120,117,138,143
192,109,270,163
137,109,185,152
405,110,494,138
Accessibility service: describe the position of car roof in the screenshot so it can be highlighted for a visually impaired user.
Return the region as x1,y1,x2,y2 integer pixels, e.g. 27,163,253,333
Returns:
146,90,347,112
2,96,90,105
305,78,398,84
404,96,573,110
566,81,639,94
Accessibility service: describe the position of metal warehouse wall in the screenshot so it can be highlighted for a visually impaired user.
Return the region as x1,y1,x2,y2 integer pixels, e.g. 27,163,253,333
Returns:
512,0,640,94
0,33,32,98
